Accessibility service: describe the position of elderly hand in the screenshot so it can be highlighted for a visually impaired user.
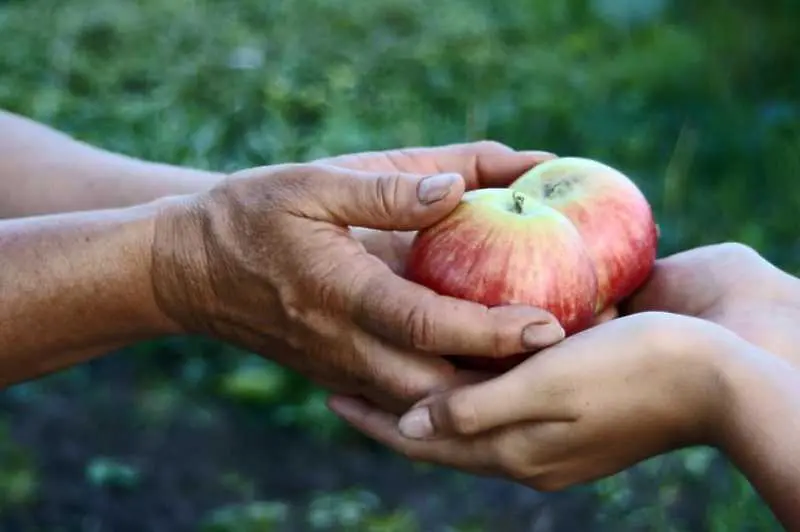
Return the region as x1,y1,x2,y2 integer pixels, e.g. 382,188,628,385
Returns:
624,242,800,366
149,143,565,413
326,312,740,490
320,142,558,275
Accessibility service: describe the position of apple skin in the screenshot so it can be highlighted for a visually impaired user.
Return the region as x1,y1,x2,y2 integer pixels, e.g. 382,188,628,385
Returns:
510,157,658,311
405,187,599,371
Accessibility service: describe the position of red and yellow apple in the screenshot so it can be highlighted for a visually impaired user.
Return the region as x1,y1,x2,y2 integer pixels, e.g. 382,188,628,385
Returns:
509,157,658,311
404,156,658,370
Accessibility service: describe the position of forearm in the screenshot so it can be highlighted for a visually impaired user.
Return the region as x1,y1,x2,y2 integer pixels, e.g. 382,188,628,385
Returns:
718,344,800,528
0,110,224,218
0,201,179,386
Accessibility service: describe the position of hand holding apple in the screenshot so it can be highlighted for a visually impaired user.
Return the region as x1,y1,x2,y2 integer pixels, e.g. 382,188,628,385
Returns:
404,157,658,369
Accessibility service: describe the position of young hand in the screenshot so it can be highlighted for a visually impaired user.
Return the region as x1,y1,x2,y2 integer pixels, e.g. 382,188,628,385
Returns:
327,312,736,490
625,243,800,366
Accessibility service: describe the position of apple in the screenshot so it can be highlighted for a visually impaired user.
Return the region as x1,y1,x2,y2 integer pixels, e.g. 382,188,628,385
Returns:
404,187,600,368
509,157,658,311
404,157,658,371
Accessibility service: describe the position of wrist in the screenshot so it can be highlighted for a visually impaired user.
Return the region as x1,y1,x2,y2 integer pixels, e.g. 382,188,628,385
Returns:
658,317,737,446
702,331,797,453
634,314,759,449
148,192,218,336
109,200,187,338
139,161,226,196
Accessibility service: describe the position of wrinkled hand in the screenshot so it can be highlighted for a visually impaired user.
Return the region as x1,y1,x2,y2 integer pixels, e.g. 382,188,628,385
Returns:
624,242,800,366
318,141,557,275
327,312,735,491
149,148,564,414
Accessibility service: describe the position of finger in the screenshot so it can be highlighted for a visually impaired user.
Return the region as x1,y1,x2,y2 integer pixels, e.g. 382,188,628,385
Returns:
396,355,579,440
452,142,558,188
352,263,565,357
349,331,501,414
288,164,466,231
327,395,494,472
619,258,688,315
399,142,557,188
377,141,557,189
347,331,461,414
621,243,761,316
318,141,557,189
350,227,415,275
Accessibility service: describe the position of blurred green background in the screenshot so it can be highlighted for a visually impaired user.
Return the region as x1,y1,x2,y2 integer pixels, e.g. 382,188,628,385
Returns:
0,0,796,530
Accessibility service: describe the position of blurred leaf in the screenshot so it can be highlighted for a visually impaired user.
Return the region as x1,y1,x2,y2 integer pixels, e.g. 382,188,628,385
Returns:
307,489,381,530
218,359,290,405
85,457,140,491
201,500,290,532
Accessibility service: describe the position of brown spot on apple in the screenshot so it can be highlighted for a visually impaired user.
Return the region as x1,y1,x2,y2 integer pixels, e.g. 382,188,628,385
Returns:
542,173,582,200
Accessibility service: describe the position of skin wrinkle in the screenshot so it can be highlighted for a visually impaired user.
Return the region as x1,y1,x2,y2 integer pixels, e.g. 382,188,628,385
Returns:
151,197,217,335
1,120,576,432
149,158,565,417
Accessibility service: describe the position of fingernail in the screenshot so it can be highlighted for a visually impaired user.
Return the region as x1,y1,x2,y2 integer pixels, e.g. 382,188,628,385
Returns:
522,321,565,349
417,173,461,204
398,407,434,439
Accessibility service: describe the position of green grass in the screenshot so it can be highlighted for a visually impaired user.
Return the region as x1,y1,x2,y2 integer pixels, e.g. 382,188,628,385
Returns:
1,0,797,529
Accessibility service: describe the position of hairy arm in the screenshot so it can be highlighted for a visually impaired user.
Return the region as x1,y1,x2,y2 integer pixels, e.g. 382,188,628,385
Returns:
0,202,179,386
0,110,224,218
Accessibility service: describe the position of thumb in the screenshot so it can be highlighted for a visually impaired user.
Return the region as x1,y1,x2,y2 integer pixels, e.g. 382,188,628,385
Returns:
396,364,572,440
299,164,466,230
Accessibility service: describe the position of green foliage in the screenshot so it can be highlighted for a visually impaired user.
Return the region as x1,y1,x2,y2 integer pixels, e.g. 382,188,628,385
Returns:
201,500,290,532
85,457,141,491
2,0,798,529
198,490,421,532
0,423,38,513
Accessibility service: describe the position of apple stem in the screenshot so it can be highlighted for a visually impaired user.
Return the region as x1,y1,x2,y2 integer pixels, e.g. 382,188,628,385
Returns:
512,191,525,214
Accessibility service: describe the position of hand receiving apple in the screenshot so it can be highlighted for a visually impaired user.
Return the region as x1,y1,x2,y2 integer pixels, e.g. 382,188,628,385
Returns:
327,312,740,491
624,242,800,367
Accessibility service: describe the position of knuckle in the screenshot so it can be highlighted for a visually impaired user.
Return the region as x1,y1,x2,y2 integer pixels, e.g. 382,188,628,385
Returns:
490,323,508,358
714,242,761,264
711,242,772,295
404,300,438,351
378,376,427,410
474,140,510,153
493,435,537,480
263,164,322,209
374,173,406,218
476,307,505,357
273,163,317,188
397,374,447,404
443,393,481,434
